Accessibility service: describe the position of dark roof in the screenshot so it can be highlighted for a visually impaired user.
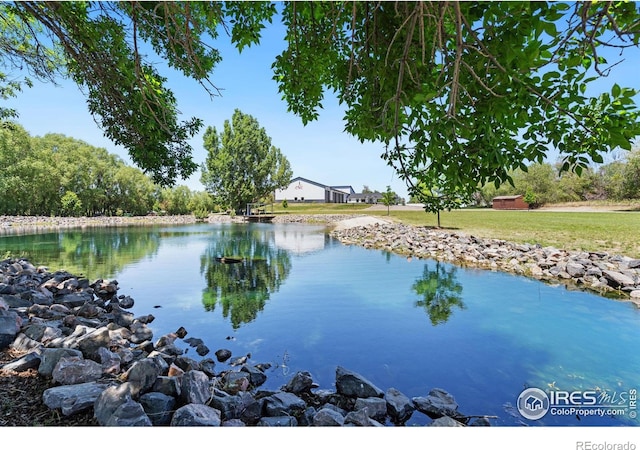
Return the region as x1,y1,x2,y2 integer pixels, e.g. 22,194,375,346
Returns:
288,177,353,193
331,185,355,194
288,176,328,189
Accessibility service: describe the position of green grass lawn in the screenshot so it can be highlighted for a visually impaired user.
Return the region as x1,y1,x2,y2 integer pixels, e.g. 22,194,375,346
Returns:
274,203,640,258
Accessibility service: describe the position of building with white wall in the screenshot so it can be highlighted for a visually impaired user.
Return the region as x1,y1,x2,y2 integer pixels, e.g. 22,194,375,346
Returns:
274,177,355,203
347,193,384,204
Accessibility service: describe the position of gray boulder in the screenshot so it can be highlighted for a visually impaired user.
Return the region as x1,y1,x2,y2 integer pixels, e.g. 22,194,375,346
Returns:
627,259,640,269
221,370,250,394
23,323,62,343
196,343,210,356
56,292,93,308
123,358,163,396
603,270,636,288
428,415,465,427
263,391,307,417
566,262,586,277
77,326,112,360
0,310,21,349
0,294,30,308
335,366,384,398
52,356,103,385
241,364,267,387
38,348,83,378
200,358,216,377
104,398,152,426
215,348,232,362
152,376,182,397
1,350,41,372
222,419,246,427
412,388,461,419
209,390,261,424
170,404,222,426
354,397,388,422
139,392,176,426
257,416,298,427
129,322,153,344
42,381,109,416
98,346,121,374
180,369,212,404
385,387,415,424
313,407,345,426
282,370,314,394
345,408,384,426
94,383,135,426
10,333,42,352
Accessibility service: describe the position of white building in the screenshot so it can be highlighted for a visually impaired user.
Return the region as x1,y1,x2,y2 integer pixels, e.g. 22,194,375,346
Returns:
347,193,384,204
274,177,355,203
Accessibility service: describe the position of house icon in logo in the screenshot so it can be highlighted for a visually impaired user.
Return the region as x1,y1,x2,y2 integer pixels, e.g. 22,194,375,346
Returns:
525,395,544,411
517,388,550,420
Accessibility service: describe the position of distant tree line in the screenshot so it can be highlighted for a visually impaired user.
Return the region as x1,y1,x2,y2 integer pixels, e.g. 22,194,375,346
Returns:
405,147,640,209
477,148,640,207
0,123,216,216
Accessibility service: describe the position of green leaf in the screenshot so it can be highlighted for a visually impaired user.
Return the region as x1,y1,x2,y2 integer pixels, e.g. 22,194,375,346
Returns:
612,83,621,98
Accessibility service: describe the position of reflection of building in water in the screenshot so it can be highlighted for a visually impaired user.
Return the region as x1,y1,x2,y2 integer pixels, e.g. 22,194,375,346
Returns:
273,227,331,254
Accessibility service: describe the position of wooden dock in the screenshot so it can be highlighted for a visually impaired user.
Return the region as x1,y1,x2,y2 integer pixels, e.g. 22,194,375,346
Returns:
242,202,275,223
243,214,275,223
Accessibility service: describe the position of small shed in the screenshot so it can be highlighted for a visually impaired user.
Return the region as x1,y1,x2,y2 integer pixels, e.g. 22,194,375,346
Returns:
492,195,529,210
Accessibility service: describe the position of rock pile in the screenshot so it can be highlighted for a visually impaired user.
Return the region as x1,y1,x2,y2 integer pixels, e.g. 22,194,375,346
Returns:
331,222,640,301
272,214,364,225
0,257,487,426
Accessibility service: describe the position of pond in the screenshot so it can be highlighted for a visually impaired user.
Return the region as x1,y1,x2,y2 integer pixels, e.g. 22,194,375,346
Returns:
1,222,639,427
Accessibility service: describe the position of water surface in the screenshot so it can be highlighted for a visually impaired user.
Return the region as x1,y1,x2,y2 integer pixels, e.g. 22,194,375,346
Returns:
2,222,638,426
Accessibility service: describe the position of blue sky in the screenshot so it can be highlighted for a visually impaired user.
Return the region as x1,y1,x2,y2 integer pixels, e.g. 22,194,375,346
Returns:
4,10,639,203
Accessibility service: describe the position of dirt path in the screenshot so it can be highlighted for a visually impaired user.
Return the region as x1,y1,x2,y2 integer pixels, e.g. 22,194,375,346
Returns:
332,215,393,230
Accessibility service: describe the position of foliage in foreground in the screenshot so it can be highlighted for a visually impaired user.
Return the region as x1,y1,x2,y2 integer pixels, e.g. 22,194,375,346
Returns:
1,2,638,200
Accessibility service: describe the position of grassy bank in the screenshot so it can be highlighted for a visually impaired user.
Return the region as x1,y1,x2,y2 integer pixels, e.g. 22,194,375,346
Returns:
274,203,640,258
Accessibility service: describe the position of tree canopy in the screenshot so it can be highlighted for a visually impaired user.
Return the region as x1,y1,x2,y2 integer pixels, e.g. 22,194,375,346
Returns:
2,2,639,199
201,109,293,213
0,123,217,217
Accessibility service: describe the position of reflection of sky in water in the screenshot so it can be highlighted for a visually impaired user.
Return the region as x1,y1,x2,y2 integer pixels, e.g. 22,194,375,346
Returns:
2,222,639,426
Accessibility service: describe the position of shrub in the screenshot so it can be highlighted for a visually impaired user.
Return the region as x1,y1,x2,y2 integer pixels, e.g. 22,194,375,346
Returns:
193,208,209,222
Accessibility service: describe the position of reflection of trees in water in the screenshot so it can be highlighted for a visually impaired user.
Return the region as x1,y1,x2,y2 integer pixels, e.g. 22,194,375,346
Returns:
0,227,161,279
412,261,465,325
200,226,291,329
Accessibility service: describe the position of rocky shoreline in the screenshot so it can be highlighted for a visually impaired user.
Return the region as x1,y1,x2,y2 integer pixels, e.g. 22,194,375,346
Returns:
330,222,640,303
0,258,482,427
0,214,202,233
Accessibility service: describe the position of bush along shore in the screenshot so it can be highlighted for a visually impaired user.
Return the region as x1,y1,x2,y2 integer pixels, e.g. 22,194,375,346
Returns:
0,258,491,427
330,222,640,302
